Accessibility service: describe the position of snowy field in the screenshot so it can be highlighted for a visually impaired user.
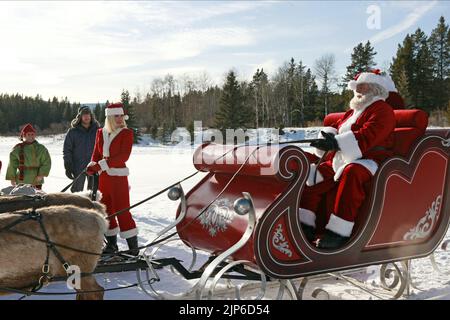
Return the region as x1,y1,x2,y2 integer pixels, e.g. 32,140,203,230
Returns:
1,129,450,300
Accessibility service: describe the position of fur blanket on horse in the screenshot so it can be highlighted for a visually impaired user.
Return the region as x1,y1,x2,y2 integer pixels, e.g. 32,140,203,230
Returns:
0,192,108,300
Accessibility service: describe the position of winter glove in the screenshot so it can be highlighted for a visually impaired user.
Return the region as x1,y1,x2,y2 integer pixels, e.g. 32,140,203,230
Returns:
86,163,101,176
310,131,340,152
64,161,74,180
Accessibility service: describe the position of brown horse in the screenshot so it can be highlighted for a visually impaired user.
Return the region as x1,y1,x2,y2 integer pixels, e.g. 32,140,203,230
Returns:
0,192,103,213
0,194,108,300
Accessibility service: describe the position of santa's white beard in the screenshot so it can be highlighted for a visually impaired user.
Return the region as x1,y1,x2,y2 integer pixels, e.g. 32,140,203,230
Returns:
349,92,377,111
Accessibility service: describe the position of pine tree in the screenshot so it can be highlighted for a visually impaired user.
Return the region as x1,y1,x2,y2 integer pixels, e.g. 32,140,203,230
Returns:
344,41,377,82
391,34,415,97
396,68,412,107
215,71,252,135
429,16,450,109
121,90,141,144
94,103,102,123
413,29,434,109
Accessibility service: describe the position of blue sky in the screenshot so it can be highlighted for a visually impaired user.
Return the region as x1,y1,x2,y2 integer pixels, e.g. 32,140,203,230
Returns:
0,1,448,103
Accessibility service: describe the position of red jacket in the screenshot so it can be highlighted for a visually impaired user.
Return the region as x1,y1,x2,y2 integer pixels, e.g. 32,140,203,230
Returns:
91,127,133,176
322,99,396,180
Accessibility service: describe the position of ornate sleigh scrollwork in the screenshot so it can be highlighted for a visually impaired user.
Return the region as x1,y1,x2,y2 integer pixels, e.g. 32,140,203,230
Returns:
196,192,258,300
200,198,235,237
442,137,450,148
272,224,293,258
403,195,442,241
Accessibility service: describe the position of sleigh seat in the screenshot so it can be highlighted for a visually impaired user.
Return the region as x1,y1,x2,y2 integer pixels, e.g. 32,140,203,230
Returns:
323,109,428,158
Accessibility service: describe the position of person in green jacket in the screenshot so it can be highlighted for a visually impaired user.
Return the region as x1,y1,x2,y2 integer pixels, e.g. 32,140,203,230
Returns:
5,124,51,189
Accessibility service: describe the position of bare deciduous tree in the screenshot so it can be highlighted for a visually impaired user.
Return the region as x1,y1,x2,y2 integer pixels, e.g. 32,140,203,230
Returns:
314,54,336,116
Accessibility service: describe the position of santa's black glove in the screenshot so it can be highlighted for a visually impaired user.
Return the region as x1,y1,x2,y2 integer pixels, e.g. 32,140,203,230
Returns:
64,161,75,180
310,131,340,152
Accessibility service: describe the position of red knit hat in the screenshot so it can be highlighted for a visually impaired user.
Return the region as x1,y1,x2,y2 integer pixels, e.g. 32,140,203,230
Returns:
105,102,129,120
20,123,36,138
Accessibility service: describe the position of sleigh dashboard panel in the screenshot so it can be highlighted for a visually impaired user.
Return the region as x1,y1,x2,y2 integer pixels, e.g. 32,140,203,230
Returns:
176,143,311,265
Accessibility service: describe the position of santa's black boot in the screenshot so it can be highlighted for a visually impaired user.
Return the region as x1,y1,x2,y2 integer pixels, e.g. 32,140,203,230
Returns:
103,235,118,255
301,224,316,243
316,230,349,250
126,236,140,257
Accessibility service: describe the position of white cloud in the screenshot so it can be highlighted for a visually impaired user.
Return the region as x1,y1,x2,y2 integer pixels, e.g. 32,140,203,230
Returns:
368,1,437,44
0,1,272,101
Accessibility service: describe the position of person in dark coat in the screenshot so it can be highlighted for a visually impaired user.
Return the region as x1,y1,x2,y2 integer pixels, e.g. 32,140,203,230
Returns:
63,106,100,192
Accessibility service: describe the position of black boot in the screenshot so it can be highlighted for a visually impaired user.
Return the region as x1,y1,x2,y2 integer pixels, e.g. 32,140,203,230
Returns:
126,236,140,256
301,224,316,243
316,230,349,250
102,235,118,255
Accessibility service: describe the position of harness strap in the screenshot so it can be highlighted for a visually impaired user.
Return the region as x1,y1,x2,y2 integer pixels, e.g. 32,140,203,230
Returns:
34,212,71,273
1,208,72,298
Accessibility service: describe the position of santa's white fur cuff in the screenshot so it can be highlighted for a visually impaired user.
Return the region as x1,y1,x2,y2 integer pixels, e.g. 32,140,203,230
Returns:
325,214,354,237
299,208,316,228
335,131,362,162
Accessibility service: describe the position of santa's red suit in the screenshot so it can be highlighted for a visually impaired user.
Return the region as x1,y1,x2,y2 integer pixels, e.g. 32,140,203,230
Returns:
300,71,396,238
90,126,137,239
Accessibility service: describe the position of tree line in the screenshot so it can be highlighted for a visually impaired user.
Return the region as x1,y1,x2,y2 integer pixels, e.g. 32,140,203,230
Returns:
0,16,448,138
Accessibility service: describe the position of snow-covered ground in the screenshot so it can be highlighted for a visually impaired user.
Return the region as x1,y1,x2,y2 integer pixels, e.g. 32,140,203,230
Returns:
1,129,449,300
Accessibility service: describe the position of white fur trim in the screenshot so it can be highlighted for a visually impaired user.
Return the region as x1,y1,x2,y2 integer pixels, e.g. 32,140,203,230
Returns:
338,108,365,134
313,126,338,157
106,167,129,176
351,159,378,176
87,161,97,167
312,148,326,158
120,228,138,239
347,72,388,91
383,74,397,92
325,213,354,237
332,153,346,180
105,226,119,236
98,159,109,171
102,127,124,158
335,131,362,163
105,107,124,116
299,208,316,228
333,159,378,181
95,190,103,202
306,163,324,186
322,126,338,135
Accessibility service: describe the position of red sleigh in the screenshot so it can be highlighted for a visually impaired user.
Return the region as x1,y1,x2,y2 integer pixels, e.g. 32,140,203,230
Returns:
173,109,450,294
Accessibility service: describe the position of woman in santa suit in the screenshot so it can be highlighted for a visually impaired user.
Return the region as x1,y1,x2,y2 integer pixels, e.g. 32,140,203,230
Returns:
86,103,139,256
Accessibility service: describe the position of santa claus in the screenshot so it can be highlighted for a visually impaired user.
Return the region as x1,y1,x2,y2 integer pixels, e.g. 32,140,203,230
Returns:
86,103,139,256
300,70,396,249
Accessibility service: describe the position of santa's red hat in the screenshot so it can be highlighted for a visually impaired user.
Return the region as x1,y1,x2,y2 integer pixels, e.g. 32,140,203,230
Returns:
105,102,129,120
347,69,389,92
20,123,36,138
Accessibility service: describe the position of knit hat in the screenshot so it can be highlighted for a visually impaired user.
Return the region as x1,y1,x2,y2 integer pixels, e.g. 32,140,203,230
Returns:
20,123,36,139
78,105,93,115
